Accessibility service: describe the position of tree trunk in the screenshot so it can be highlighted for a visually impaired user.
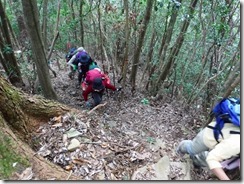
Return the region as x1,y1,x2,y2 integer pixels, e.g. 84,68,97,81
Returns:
0,114,78,180
221,75,240,98
158,1,181,62
130,0,154,92
154,0,198,96
141,26,157,90
79,0,84,46
0,76,69,138
42,0,48,52
0,76,80,180
0,1,24,87
121,0,130,88
70,0,77,41
21,0,57,100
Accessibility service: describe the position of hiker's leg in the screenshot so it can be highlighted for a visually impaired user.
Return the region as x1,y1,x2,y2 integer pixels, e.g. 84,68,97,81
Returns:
92,92,102,106
190,151,209,168
78,72,82,84
68,67,75,79
177,128,209,156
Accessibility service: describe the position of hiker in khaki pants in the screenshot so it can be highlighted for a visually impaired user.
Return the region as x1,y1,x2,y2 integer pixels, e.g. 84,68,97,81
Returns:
176,121,240,180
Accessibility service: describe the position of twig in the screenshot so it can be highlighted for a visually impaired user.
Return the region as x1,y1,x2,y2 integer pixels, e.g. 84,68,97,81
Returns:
80,141,102,144
66,170,72,180
87,102,107,115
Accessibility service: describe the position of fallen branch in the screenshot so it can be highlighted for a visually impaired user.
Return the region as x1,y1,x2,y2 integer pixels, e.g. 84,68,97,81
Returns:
66,170,72,180
87,102,107,115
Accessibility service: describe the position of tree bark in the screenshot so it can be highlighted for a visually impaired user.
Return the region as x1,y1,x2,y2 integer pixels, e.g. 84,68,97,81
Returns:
0,115,79,180
41,0,48,51
0,1,24,87
130,0,154,92
154,0,198,96
0,75,80,180
0,76,70,139
21,0,57,100
79,0,85,46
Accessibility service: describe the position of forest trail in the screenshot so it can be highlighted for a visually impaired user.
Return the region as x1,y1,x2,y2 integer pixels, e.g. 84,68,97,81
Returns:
30,58,212,180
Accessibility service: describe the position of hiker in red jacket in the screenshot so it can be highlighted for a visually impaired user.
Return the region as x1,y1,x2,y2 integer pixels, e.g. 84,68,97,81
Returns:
82,68,121,108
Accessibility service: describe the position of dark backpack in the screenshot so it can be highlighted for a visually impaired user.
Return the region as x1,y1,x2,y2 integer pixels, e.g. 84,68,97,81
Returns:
208,97,240,142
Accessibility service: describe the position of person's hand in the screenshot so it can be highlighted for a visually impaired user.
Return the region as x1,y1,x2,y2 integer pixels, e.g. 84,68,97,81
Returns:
72,65,77,71
85,101,91,108
116,87,122,91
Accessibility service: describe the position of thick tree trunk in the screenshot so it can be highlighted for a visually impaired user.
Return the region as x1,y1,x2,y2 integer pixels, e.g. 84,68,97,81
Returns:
0,75,80,180
0,117,80,180
0,76,70,139
21,0,57,100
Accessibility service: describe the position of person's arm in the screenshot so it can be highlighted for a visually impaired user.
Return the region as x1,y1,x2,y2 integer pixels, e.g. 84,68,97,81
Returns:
82,85,92,101
206,135,240,180
211,168,230,180
104,82,116,91
67,54,76,66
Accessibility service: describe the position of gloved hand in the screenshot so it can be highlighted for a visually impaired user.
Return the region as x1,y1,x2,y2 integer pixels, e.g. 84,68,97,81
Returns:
85,101,91,108
72,64,77,71
116,87,122,91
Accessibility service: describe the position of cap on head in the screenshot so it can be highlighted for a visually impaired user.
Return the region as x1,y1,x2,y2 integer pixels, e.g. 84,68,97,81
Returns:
92,78,104,91
77,51,90,63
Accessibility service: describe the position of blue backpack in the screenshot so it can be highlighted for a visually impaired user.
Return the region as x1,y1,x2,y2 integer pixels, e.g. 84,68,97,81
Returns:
208,97,240,142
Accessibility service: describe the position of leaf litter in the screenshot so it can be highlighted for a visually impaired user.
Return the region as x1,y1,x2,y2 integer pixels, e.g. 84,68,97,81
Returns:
29,60,215,180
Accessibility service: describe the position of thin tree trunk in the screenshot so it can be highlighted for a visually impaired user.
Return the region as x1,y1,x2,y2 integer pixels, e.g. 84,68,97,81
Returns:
141,28,156,89
45,0,61,78
0,1,24,87
79,0,84,46
221,75,240,98
130,0,154,93
42,0,48,51
70,0,77,41
121,0,130,88
154,0,198,96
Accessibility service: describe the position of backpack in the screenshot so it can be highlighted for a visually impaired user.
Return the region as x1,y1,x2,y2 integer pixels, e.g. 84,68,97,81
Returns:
208,97,240,142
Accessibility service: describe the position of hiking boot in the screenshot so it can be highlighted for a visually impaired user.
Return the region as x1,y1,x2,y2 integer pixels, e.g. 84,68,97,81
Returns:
176,140,192,156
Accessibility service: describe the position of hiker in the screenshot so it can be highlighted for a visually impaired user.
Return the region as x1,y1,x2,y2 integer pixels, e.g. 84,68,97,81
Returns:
176,120,240,180
82,68,121,108
65,47,77,79
77,52,99,84
65,47,77,63
67,47,86,80
67,48,98,85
